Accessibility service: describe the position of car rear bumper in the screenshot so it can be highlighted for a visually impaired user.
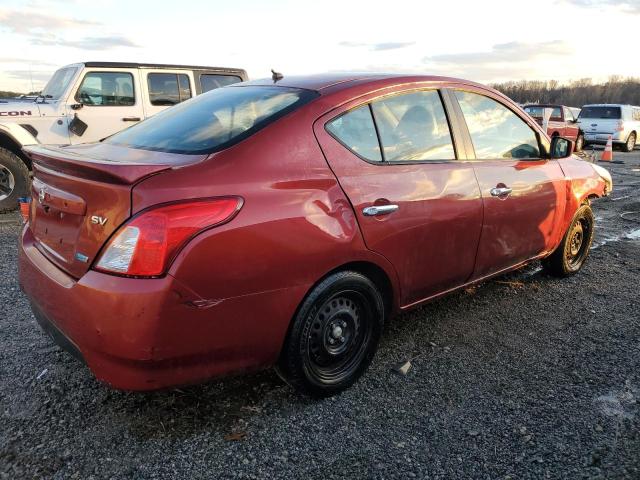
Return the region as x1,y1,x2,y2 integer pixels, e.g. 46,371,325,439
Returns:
19,226,303,390
584,132,624,144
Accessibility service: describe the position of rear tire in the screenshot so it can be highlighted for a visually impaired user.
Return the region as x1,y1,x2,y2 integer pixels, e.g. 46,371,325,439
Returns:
0,147,30,213
623,132,636,152
542,205,594,277
276,271,384,397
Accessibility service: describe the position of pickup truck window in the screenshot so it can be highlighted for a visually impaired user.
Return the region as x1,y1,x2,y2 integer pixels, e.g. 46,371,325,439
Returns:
106,85,318,155
200,74,243,93
76,72,135,106
148,73,192,106
455,91,540,159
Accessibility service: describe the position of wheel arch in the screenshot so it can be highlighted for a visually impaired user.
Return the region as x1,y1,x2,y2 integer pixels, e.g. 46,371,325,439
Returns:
0,124,38,170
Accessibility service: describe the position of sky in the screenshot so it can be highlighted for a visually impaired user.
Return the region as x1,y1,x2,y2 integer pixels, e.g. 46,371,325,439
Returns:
0,0,639,92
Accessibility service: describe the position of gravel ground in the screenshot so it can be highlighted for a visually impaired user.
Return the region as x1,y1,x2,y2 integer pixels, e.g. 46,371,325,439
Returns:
1,151,639,479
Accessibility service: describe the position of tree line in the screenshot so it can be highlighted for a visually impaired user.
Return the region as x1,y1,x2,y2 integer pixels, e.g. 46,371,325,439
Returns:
492,77,640,107
0,90,40,99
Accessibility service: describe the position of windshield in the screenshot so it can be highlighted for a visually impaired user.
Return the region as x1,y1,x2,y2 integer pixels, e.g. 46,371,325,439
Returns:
41,67,78,100
579,106,621,120
107,85,318,154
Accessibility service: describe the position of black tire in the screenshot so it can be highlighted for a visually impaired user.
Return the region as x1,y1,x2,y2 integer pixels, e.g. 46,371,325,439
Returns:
623,132,636,152
574,133,584,152
276,271,384,397
0,147,30,213
542,204,594,277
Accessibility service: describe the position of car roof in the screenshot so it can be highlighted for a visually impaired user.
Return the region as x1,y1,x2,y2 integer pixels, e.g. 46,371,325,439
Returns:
66,62,247,76
238,73,487,93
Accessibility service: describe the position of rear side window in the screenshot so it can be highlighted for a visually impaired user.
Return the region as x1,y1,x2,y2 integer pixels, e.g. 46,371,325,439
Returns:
372,91,455,161
633,108,640,121
200,74,243,93
579,106,622,119
454,91,540,159
107,86,318,154
148,73,192,106
76,72,134,106
326,105,382,161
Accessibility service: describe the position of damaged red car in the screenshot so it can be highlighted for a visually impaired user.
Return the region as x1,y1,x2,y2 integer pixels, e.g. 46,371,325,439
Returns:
19,74,612,396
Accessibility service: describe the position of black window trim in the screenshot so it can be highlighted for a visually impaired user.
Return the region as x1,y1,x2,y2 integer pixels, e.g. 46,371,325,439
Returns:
448,88,550,161
147,72,193,107
324,87,461,166
74,70,137,107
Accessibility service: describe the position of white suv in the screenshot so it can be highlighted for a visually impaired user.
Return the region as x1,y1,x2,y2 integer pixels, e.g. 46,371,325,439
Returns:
0,62,247,212
578,104,640,152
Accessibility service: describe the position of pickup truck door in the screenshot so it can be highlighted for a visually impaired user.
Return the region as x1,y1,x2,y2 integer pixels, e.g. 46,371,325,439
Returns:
67,68,144,144
314,87,483,307
563,107,579,141
448,88,567,279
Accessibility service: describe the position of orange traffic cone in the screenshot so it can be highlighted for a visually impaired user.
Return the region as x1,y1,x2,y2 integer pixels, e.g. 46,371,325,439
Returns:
18,197,30,223
600,135,613,162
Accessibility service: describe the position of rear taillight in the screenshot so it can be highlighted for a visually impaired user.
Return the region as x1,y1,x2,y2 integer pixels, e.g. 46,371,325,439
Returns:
94,197,242,277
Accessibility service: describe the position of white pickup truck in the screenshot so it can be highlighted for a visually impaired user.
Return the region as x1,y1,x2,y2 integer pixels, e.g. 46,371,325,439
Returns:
0,62,247,212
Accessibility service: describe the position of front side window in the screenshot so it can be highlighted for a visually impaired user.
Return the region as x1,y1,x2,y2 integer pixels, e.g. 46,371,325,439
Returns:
200,74,243,93
372,91,455,161
326,105,382,161
564,108,575,122
107,86,318,155
76,72,135,106
148,73,192,106
454,91,540,159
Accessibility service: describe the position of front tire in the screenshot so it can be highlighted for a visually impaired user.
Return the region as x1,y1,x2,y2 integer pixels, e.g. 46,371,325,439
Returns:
542,204,595,277
574,133,584,152
0,147,30,213
277,271,384,397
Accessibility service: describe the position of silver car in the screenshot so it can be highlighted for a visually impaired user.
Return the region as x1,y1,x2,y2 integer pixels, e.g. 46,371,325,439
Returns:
578,104,640,152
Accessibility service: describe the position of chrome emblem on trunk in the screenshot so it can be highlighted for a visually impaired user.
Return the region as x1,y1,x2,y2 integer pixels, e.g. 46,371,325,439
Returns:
90,215,108,226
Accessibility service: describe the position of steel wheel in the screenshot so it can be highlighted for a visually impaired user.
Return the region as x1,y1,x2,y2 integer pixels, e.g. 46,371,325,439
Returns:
277,271,384,397
0,165,15,202
575,134,584,152
543,204,594,277
305,291,372,384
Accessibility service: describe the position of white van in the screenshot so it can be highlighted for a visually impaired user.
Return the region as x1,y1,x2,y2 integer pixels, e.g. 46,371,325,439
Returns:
578,104,640,152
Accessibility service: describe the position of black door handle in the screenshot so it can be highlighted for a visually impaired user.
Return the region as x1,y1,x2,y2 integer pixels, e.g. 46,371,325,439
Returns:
122,117,141,122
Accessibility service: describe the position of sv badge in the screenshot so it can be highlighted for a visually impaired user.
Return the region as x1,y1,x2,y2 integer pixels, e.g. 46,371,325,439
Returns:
90,215,108,226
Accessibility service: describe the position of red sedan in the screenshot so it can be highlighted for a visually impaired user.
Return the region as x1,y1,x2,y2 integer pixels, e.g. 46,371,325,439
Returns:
19,74,612,396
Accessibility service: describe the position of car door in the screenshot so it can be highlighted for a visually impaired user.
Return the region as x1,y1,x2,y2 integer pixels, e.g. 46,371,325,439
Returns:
68,68,143,144
448,88,567,279
314,87,483,307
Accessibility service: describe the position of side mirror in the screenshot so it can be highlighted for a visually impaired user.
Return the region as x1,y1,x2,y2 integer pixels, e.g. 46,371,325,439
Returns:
550,136,573,159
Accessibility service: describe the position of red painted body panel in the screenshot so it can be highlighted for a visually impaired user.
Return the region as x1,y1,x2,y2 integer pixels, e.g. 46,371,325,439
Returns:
18,74,609,391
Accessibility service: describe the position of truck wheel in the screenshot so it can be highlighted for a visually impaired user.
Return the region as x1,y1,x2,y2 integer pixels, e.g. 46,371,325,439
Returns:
623,132,636,152
574,133,584,152
0,147,30,213
542,204,594,277
276,271,384,397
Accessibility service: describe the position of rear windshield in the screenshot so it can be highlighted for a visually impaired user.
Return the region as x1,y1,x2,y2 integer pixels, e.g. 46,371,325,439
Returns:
579,106,621,119
106,86,318,154
524,106,561,119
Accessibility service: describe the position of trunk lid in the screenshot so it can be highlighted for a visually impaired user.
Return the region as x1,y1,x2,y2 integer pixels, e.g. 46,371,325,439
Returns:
23,143,204,278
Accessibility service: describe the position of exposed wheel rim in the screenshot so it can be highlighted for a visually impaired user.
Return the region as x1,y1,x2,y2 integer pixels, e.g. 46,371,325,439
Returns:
627,133,636,151
565,215,591,270
305,290,373,385
0,165,16,202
